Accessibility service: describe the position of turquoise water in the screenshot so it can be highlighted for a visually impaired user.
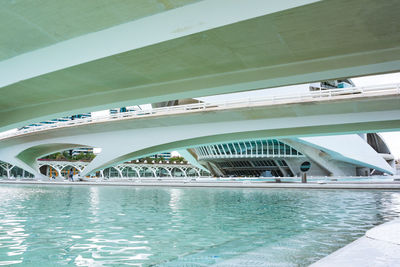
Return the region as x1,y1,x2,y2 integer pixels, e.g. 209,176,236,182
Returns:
0,185,399,266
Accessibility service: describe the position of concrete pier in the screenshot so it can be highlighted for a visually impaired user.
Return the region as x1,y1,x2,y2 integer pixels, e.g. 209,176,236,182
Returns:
1,179,400,190
311,218,400,266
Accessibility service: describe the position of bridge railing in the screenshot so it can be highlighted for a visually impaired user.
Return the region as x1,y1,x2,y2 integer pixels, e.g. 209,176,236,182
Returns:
1,83,399,140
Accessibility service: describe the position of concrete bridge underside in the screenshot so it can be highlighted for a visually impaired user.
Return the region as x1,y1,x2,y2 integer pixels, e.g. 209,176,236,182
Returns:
0,94,398,178
1,0,400,131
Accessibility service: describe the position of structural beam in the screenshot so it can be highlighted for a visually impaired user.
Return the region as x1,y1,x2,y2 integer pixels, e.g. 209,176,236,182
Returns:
0,0,319,88
0,94,397,176
1,0,399,131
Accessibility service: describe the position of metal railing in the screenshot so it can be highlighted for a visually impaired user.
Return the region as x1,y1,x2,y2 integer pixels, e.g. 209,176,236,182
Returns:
1,83,399,140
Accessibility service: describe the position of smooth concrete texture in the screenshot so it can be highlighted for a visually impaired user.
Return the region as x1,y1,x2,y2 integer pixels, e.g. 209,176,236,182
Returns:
282,138,352,177
292,135,393,173
0,93,399,177
0,0,319,88
0,0,201,61
1,180,400,190
311,218,400,266
367,219,400,245
1,0,400,131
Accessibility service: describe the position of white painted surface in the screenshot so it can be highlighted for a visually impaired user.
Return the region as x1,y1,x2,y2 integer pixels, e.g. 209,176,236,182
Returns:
0,85,397,177
0,0,319,88
311,218,400,267
366,219,400,245
298,135,395,175
1,83,398,140
1,180,400,189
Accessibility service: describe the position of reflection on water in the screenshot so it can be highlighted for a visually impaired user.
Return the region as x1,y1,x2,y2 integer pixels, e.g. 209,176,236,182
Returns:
0,185,399,266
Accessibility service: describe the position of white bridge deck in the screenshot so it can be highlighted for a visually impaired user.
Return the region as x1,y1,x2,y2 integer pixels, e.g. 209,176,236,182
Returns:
1,83,399,140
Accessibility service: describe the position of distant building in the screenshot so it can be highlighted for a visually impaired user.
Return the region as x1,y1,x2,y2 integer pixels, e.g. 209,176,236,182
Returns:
149,152,172,160
109,106,141,115
70,148,93,156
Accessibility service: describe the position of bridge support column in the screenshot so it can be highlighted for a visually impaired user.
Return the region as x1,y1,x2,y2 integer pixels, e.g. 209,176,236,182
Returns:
302,173,307,183
0,162,15,179
6,165,13,179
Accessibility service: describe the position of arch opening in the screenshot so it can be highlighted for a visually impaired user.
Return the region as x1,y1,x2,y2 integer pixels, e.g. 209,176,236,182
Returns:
156,167,171,177
60,165,81,179
171,167,186,177
186,167,200,177
103,167,121,178
140,167,156,177
122,166,140,178
39,165,60,178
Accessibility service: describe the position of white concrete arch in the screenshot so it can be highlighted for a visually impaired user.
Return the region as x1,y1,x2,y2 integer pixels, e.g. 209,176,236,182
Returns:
119,165,141,178
138,166,156,178
59,165,82,178
53,168,62,178
0,161,14,172
155,166,172,178
0,161,15,178
32,160,204,179
114,166,125,178
2,0,399,132
38,160,84,178
39,164,61,178
186,167,201,177
131,167,141,178
130,166,142,178
0,91,398,178
170,166,187,178
102,166,123,178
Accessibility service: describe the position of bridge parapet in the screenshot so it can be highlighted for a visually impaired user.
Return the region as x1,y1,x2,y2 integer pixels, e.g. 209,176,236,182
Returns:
1,83,399,141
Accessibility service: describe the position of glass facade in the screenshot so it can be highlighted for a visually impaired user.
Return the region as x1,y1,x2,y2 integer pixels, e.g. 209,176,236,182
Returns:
194,140,303,160
193,140,305,177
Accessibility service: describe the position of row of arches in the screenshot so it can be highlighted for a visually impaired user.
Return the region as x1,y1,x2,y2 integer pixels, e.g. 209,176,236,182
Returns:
36,161,209,179
37,161,86,179
102,165,205,178
39,165,82,179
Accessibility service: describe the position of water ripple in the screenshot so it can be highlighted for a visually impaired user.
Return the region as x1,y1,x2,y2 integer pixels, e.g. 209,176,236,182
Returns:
0,186,399,266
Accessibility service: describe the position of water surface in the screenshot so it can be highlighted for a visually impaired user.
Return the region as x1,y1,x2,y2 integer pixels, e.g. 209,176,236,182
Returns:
0,185,399,266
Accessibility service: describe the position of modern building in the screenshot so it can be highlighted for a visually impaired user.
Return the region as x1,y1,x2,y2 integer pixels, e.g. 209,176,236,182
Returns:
70,148,94,156
188,133,395,178
145,79,389,178
189,135,394,178
191,139,304,177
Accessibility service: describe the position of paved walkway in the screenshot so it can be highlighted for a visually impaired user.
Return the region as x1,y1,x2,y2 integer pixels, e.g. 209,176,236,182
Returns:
1,179,400,189
311,218,400,266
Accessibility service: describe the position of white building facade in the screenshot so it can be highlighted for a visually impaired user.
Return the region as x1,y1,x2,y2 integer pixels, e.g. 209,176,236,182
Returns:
189,134,395,177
